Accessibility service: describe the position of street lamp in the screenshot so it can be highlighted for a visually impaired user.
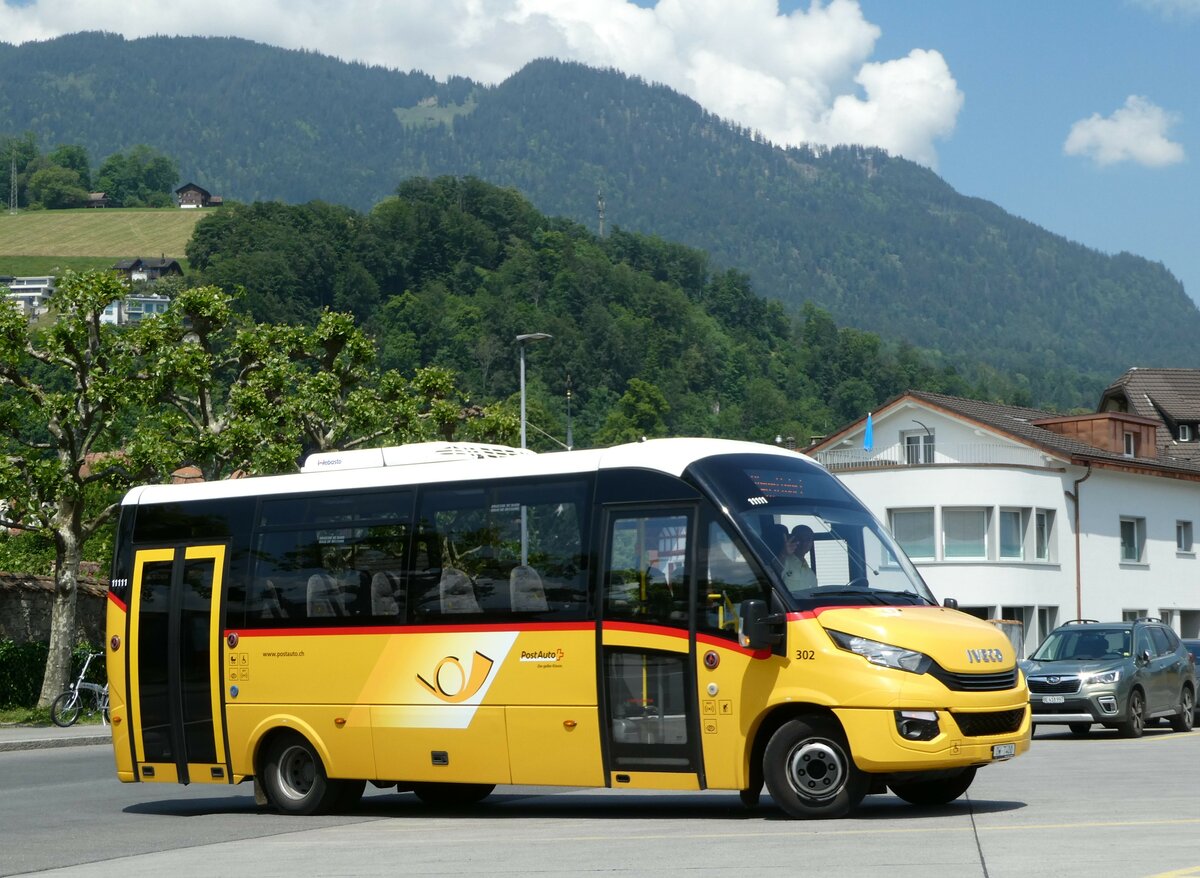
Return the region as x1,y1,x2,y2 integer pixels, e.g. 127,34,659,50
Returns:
516,332,552,450
516,332,552,567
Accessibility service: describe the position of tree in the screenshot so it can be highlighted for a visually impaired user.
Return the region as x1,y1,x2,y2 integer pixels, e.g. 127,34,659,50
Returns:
135,285,517,481
595,378,670,446
95,145,178,207
47,144,92,191
0,270,158,706
27,164,89,209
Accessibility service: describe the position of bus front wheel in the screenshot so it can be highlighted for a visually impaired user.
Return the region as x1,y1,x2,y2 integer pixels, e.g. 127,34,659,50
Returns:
262,732,356,815
763,716,867,819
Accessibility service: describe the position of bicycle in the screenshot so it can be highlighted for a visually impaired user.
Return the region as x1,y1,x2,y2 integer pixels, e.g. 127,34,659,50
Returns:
50,651,109,727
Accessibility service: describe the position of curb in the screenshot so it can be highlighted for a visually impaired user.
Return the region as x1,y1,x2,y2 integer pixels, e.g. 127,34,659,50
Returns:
0,729,111,752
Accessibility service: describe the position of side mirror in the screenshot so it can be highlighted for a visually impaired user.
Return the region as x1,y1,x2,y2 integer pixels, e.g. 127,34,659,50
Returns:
1139,649,1152,665
943,597,959,609
739,599,784,651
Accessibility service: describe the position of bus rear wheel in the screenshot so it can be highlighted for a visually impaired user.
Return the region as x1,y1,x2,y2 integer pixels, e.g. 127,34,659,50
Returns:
888,766,977,806
262,732,355,815
412,782,495,807
763,716,867,819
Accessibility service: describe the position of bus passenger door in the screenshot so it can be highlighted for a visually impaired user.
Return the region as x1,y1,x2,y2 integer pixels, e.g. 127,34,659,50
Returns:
127,544,230,785
600,508,703,788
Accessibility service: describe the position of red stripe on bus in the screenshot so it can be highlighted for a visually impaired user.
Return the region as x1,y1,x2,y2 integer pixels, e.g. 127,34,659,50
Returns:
107,591,127,613
228,620,597,637
600,621,689,641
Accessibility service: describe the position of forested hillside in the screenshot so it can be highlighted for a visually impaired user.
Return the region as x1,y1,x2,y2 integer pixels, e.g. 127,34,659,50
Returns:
181,176,975,449
3,33,1198,409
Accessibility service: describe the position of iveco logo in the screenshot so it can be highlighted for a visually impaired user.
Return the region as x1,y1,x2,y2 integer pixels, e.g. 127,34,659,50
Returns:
966,648,1005,664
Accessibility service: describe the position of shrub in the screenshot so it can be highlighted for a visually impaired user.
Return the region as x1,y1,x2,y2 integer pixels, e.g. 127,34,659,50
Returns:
0,640,104,708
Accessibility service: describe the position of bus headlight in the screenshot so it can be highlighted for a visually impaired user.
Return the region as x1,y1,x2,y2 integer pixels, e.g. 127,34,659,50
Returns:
826,630,932,674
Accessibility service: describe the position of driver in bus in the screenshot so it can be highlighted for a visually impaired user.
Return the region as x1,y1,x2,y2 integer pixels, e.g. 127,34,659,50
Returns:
782,525,817,590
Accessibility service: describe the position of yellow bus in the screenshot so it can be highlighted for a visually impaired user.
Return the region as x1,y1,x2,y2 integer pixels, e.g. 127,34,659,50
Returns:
105,438,1029,819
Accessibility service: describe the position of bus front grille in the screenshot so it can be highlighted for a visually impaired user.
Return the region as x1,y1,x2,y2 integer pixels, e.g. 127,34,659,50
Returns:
952,708,1026,737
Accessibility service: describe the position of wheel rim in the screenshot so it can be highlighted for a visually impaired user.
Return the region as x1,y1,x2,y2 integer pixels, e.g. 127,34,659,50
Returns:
1130,693,1144,733
276,744,317,801
783,738,847,802
1183,690,1195,727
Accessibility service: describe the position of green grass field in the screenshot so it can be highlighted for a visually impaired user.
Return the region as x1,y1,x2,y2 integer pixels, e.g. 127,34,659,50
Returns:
0,208,205,276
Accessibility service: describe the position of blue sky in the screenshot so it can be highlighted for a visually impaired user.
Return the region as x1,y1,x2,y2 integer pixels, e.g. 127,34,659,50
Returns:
4,0,1198,301
861,1,1200,302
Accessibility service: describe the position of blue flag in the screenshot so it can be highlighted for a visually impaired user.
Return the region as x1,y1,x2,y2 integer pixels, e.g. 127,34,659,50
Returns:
863,412,874,451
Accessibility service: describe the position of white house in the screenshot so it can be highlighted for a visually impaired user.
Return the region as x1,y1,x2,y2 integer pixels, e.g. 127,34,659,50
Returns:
807,375,1200,656
100,291,172,325
1,275,55,318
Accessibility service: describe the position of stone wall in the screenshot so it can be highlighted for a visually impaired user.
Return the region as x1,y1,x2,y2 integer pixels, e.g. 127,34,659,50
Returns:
0,575,107,645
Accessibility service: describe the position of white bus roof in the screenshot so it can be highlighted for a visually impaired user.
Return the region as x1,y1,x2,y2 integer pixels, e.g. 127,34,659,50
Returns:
122,438,810,507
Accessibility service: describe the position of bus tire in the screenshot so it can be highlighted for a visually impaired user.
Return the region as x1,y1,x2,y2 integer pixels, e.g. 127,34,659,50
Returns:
763,716,867,819
50,691,82,727
412,782,495,807
261,732,343,816
888,766,977,807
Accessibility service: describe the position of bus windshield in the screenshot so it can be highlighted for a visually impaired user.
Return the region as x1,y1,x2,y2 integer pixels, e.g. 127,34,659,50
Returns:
687,453,937,610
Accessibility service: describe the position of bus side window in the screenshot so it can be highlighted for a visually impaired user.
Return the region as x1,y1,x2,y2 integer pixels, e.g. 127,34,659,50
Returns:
699,518,772,640
603,512,688,628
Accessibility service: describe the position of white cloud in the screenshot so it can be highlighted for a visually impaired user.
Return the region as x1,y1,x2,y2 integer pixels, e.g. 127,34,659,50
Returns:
1064,95,1185,168
0,0,962,167
1131,0,1200,20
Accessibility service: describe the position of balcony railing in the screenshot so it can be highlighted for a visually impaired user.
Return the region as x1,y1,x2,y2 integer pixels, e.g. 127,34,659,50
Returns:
813,442,1052,471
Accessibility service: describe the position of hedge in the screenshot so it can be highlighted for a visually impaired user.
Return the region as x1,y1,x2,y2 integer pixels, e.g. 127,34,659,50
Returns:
0,640,105,708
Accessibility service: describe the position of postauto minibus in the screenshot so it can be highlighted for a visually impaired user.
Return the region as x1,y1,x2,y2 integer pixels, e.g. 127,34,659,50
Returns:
105,438,1029,819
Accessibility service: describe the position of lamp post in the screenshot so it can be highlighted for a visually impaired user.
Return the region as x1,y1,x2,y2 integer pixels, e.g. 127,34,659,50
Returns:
516,332,552,450
566,373,573,451
516,332,551,567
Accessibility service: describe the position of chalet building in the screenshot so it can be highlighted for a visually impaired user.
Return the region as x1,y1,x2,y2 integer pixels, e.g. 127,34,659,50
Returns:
807,370,1200,655
175,182,223,209
85,192,110,208
111,257,183,284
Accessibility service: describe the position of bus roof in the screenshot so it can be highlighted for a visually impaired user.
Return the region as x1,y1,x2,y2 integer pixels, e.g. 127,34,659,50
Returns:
121,438,811,506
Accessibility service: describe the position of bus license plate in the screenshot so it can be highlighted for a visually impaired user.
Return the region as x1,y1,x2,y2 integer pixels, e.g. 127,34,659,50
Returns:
1042,695,1065,704
992,743,1016,760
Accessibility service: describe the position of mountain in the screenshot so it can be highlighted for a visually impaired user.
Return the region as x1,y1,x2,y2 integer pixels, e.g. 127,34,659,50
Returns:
3,32,1198,409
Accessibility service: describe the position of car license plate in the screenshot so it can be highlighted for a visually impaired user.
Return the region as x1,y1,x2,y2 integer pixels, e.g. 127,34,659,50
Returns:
1042,695,1065,704
992,743,1016,759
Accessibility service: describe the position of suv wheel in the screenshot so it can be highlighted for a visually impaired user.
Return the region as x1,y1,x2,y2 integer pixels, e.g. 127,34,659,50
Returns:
1118,688,1146,738
1170,686,1195,733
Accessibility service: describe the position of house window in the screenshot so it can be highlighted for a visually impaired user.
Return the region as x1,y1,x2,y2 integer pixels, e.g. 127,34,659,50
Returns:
1180,425,1193,442
889,508,934,559
1120,516,1146,563
902,430,935,465
1123,432,1136,457
1035,509,1054,562
1178,520,1194,553
943,508,988,559
999,509,1024,559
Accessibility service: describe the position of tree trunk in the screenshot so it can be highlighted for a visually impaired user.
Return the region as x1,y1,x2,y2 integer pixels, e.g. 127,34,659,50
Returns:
36,501,85,708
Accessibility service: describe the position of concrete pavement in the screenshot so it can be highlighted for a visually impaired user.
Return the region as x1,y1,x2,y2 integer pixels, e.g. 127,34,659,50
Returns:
0,722,111,752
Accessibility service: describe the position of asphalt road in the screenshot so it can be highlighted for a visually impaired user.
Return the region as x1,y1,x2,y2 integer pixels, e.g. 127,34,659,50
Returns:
3,725,1200,878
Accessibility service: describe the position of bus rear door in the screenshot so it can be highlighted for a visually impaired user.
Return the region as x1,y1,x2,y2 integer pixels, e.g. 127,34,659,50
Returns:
126,544,230,785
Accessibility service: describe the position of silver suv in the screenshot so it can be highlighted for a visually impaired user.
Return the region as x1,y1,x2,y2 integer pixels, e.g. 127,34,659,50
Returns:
1020,618,1196,738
